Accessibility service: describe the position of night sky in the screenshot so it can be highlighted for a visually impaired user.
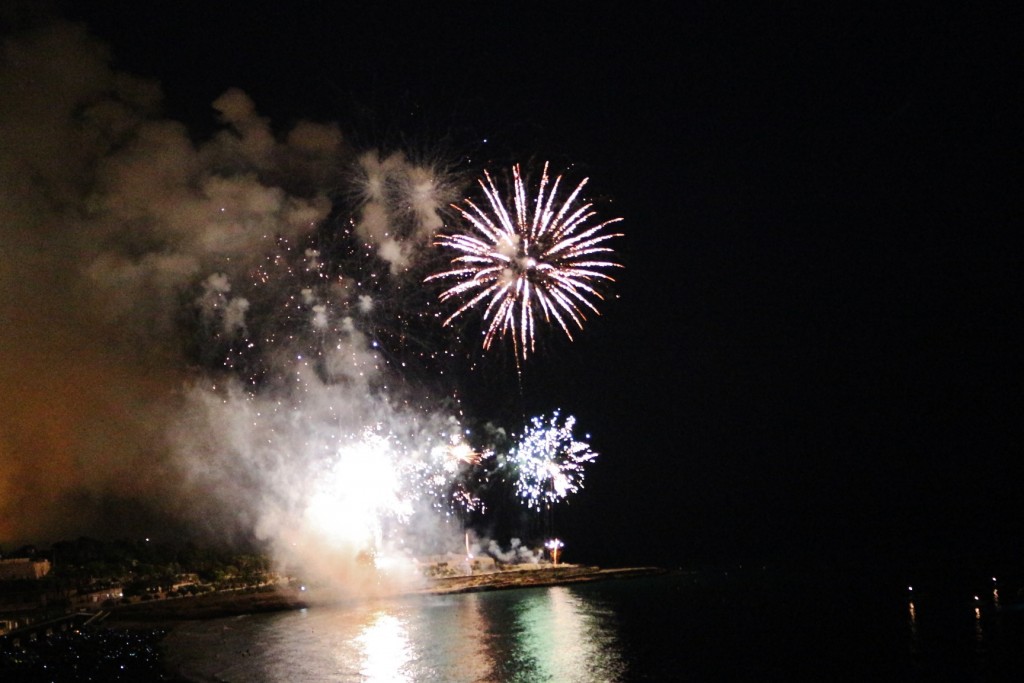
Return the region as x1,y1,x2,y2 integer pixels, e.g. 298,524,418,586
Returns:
2,2,1020,574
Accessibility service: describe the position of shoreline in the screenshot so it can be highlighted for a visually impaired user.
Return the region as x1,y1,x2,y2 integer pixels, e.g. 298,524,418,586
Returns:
103,565,670,624
421,564,670,595
83,566,670,682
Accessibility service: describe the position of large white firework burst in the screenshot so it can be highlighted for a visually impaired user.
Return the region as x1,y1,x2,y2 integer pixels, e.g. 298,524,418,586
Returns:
427,162,623,360
509,411,598,509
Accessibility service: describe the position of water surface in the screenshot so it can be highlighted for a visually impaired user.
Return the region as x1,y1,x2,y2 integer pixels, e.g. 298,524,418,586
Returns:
163,568,1024,681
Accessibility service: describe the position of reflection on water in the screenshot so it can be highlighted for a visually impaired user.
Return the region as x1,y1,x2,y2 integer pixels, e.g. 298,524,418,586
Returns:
498,586,625,682
164,584,628,682
158,570,1024,681
356,612,412,682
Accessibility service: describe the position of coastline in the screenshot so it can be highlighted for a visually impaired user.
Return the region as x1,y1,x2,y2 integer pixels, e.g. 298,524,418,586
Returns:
104,565,670,624
421,564,670,595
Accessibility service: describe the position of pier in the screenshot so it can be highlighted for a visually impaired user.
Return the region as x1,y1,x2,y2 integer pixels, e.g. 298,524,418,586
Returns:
0,611,106,649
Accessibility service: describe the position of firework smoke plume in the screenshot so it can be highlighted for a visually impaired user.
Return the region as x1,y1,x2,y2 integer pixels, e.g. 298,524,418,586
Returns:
0,19,477,591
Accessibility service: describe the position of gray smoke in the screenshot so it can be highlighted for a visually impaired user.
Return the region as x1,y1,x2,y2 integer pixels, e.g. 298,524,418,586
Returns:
0,19,474,590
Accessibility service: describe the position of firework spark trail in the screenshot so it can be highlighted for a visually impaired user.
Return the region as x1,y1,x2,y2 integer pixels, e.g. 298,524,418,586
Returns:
509,411,598,510
427,162,623,361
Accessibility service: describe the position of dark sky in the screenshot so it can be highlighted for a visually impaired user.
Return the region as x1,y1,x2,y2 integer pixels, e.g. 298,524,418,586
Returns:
7,2,1020,572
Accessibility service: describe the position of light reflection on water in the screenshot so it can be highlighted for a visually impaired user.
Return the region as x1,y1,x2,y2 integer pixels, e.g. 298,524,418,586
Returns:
355,612,412,682
498,586,625,682
164,584,626,682
160,570,1024,680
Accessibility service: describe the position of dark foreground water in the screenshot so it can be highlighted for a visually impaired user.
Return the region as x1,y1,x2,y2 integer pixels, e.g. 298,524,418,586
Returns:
161,566,1024,682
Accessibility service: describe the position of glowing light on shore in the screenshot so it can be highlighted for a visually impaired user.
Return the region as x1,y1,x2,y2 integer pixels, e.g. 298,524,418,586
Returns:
545,538,565,565
428,162,622,361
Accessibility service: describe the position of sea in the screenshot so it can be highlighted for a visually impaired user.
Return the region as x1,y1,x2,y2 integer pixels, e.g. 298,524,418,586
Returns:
160,564,1024,682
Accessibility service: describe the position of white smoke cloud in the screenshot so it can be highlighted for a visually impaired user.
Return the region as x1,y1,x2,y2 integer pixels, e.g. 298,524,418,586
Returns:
486,538,543,564
170,375,474,592
353,150,458,273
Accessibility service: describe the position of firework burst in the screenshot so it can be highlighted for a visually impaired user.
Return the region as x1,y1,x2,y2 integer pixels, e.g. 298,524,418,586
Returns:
509,411,598,509
427,162,623,361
